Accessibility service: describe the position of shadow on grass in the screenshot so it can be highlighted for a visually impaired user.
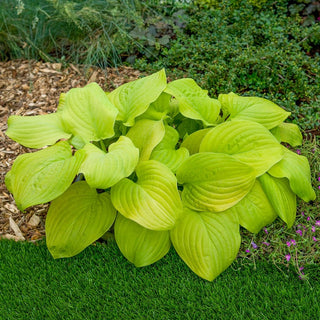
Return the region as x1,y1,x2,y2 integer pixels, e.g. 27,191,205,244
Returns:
0,239,319,319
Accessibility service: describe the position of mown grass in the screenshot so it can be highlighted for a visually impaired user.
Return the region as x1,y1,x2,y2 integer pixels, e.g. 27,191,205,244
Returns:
0,239,319,320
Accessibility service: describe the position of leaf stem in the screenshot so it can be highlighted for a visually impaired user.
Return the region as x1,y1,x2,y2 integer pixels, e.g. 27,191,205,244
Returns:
100,140,107,152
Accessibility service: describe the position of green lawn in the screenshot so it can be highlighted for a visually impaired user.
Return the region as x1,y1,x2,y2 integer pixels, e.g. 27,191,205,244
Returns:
0,239,319,320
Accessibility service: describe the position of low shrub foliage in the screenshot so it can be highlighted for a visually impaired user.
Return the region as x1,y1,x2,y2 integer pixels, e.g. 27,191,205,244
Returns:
5,70,316,281
135,1,320,131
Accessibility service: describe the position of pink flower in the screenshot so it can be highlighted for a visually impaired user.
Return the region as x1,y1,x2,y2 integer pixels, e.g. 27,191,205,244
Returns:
296,149,301,155
296,229,303,236
301,212,305,216
290,239,296,246
286,241,291,247
307,217,311,221
262,242,270,246
315,221,320,227
312,226,316,232
251,241,258,249
264,228,268,234
246,249,250,253
313,237,317,242
285,254,291,262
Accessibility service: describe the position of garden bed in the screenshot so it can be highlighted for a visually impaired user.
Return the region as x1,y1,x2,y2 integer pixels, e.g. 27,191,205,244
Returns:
0,59,141,241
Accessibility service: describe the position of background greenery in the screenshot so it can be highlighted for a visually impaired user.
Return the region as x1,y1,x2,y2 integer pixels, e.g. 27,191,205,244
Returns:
1,0,320,130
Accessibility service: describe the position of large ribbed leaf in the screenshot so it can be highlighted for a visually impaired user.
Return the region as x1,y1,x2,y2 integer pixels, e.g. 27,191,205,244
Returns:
5,141,85,211
126,119,165,161
165,78,221,126
180,128,211,155
170,208,241,281
270,122,303,147
231,180,277,233
6,113,71,149
80,136,139,189
137,92,171,121
176,153,256,212
268,148,316,202
150,125,189,172
61,82,118,142
114,214,171,267
108,69,167,126
110,160,182,231
259,174,296,228
218,92,290,129
200,120,284,177
46,181,116,258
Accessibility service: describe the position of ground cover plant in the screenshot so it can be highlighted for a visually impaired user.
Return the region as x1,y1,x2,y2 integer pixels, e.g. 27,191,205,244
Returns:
5,69,316,281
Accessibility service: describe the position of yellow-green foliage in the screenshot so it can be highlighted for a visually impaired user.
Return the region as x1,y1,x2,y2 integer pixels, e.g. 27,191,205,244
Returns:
247,0,269,7
194,0,268,8
193,0,219,7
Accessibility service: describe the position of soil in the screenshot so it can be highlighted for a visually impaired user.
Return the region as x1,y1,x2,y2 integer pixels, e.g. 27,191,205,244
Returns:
0,59,142,242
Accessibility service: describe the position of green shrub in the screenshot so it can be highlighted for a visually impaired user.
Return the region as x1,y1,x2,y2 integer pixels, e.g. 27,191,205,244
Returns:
135,1,320,131
5,70,315,281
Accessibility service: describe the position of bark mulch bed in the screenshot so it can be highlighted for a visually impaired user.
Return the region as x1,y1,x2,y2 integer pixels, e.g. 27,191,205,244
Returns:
0,59,142,242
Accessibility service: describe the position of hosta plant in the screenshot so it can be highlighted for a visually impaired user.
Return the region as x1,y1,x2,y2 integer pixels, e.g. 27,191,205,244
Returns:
5,69,316,281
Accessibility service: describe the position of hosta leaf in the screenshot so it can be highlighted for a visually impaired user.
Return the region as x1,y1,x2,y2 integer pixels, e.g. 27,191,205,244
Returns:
150,125,189,172
61,82,118,142
5,141,85,211
180,128,211,155
231,180,277,233
57,93,66,111
268,148,316,202
137,92,171,121
218,92,290,129
176,118,202,139
200,120,284,177
259,174,296,228
126,119,165,161
111,160,182,231
270,122,302,146
165,78,221,126
176,153,256,212
69,135,86,149
6,113,71,149
168,98,179,118
46,181,116,259
114,214,171,267
170,208,241,281
108,69,167,126
80,136,139,189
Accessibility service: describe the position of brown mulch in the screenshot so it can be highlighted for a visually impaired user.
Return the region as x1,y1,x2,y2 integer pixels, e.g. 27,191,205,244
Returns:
0,59,142,242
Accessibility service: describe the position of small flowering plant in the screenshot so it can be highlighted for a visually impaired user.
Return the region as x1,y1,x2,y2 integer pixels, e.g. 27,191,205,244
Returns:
5,69,316,281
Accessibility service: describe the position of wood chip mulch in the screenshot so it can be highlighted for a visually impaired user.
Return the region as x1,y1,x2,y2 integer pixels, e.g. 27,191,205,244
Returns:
0,59,142,242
